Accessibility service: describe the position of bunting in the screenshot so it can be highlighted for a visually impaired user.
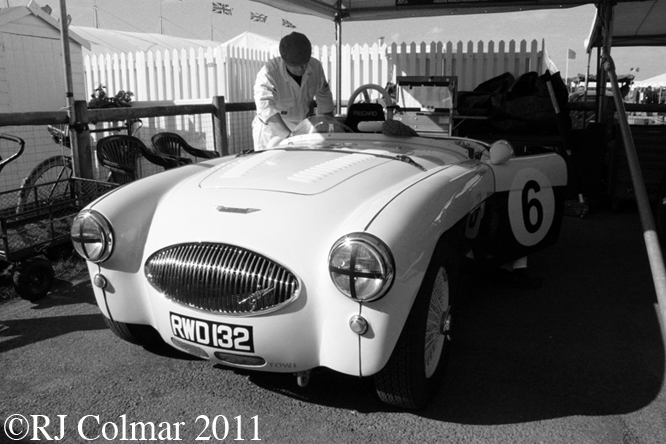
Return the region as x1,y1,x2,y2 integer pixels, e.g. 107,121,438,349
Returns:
282,19,296,28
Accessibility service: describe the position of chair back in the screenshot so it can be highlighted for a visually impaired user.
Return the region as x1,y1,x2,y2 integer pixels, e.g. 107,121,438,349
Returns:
152,132,220,160
344,103,385,132
133,137,182,170
96,135,141,184
150,132,182,157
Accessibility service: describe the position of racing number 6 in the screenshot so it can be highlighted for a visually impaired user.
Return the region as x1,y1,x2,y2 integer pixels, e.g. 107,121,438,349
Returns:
508,169,555,247
522,180,543,234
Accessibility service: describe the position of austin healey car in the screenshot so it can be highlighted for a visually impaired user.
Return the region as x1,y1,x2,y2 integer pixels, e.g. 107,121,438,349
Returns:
71,84,567,409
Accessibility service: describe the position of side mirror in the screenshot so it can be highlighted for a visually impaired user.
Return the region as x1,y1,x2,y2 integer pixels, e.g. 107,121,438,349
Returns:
489,140,514,165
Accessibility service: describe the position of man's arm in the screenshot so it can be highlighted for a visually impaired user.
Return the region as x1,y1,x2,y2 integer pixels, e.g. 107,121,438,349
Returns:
264,113,291,139
263,113,292,149
312,60,335,116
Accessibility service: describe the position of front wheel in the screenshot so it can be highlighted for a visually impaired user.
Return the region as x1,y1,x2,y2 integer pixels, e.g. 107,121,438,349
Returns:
103,316,165,349
374,240,461,409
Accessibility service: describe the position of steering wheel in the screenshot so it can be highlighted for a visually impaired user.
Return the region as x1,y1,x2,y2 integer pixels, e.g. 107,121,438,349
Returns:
347,83,395,113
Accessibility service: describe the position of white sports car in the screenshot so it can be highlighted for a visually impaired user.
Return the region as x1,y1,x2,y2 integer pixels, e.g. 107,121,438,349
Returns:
71,105,567,409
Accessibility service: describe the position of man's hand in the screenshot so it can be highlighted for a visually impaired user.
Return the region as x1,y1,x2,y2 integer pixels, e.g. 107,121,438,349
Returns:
266,135,285,149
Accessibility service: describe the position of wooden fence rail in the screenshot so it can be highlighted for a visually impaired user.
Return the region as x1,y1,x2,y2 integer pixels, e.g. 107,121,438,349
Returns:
0,98,254,192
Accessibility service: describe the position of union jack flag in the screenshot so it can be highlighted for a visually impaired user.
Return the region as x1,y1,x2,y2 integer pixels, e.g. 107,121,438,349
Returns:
282,19,296,28
250,12,268,22
212,2,233,15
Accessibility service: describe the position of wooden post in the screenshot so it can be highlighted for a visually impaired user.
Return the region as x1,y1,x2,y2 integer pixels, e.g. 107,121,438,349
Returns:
213,96,228,156
72,101,94,179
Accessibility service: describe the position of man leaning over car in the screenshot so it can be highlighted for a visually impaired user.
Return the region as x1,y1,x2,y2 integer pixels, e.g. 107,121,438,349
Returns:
252,32,335,150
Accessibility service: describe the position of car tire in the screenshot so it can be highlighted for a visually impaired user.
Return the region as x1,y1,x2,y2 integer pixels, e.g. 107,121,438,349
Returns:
13,256,55,302
374,238,461,409
103,316,165,348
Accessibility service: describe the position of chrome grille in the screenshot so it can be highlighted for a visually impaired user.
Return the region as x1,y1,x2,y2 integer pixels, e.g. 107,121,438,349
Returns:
145,243,300,315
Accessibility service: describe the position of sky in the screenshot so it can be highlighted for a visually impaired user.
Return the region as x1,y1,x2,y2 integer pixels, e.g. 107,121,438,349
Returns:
8,0,665,82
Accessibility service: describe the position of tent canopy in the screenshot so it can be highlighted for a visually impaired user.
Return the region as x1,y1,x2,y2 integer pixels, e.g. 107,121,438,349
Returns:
249,0,638,22
634,72,666,87
70,28,278,55
586,0,666,50
70,26,218,54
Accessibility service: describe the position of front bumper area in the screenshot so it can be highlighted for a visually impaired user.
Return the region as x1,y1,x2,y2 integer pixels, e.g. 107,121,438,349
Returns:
89,264,366,376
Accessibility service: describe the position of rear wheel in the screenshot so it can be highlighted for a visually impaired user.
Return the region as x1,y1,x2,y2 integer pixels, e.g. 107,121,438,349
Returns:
374,240,461,409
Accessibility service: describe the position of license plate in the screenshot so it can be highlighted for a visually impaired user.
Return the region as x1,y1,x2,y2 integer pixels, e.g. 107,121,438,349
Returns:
170,313,254,353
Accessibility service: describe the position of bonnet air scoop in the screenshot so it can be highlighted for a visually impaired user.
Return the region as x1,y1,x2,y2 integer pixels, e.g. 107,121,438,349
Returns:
199,150,395,195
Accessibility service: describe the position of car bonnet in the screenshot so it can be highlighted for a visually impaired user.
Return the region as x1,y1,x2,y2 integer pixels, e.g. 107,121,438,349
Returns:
198,149,416,195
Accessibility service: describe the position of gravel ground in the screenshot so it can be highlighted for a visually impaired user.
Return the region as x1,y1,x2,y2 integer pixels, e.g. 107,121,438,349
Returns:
1,210,666,444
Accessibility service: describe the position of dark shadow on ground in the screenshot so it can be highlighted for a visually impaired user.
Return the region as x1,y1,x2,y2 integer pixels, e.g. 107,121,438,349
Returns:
233,367,389,412
232,211,665,423
0,313,107,354
420,211,664,424
143,338,204,361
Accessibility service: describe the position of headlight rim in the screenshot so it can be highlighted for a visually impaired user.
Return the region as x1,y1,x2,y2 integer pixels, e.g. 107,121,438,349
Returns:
71,209,114,263
328,232,395,302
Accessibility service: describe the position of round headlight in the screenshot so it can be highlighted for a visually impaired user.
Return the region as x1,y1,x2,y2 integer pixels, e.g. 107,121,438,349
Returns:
329,233,394,302
70,209,114,263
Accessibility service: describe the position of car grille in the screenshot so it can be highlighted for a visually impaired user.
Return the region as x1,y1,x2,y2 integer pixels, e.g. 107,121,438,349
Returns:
145,243,300,315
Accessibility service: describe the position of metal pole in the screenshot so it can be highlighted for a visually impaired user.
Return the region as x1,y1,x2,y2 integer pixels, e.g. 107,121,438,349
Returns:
335,11,342,115
58,0,83,177
599,0,666,344
604,56,666,344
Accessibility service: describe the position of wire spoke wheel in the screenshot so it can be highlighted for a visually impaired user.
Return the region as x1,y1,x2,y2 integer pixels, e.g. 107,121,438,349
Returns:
17,156,73,212
424,268,450,378
374,238,461,409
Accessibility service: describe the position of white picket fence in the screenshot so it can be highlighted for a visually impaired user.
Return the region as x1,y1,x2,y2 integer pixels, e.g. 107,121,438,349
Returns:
82,39,549,152
83,39,548,103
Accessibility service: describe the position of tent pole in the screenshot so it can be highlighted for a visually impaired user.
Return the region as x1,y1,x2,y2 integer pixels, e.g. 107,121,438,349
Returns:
600,0,666,345
605,56,666,346
335,2,342,115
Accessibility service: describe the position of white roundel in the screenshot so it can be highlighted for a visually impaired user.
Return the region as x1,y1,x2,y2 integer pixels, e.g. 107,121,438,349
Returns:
508,168,555,247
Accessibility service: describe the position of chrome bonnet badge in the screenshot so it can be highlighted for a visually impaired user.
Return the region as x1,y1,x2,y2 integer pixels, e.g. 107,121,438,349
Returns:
239,287,276,312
